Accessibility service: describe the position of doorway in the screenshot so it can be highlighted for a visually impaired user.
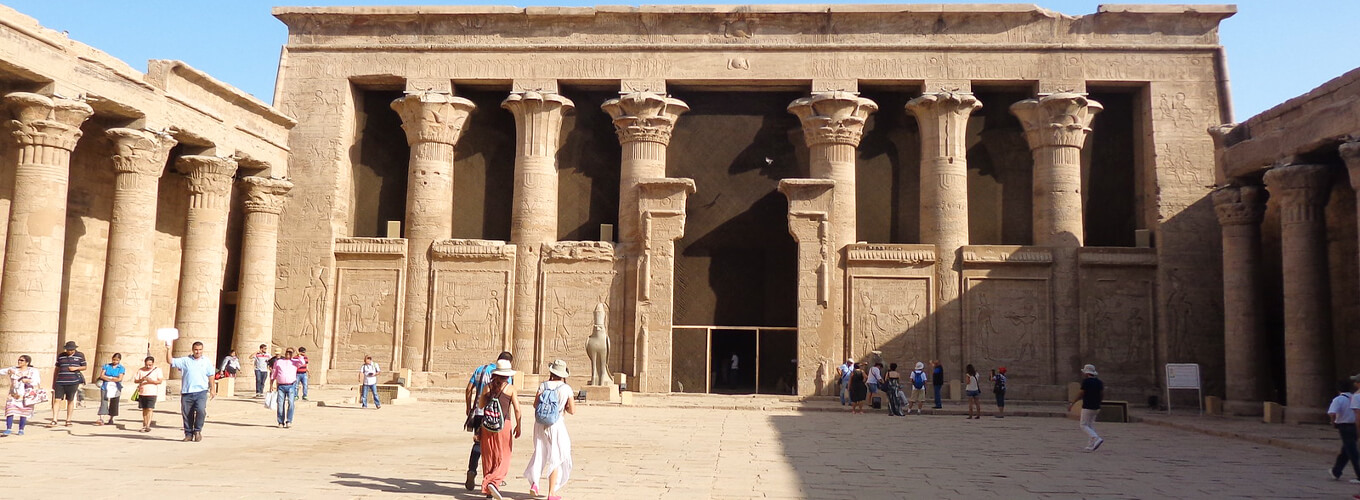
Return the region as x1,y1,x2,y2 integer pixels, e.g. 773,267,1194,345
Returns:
671,326,797,395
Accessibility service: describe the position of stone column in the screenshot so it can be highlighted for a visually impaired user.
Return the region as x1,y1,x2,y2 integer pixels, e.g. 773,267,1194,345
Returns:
172,156,238,363
1264,164,1335,424
1211,184,1269,416
1011,93,1101,377
633,179,695,393
233,176,292,392
602,92,688,376
0,93,92,377
906,91,980,375
502,91,574,369
390,92,474,371
95,128,176,364
778,179,835,396
1343,141,1360,272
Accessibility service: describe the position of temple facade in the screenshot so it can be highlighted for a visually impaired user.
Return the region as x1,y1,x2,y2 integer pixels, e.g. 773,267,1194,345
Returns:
271,4,1235,401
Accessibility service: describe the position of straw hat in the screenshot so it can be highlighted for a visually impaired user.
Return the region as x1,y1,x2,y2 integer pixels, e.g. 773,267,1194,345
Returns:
1081,364,1098,376
915,362,925,370
491,359,516,377
548,359,570,378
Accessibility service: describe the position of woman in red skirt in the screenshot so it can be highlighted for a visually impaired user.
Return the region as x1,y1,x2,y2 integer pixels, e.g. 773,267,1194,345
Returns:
478,359,522,499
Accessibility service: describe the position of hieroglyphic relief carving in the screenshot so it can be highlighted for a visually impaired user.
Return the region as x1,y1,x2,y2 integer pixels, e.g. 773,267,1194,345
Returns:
1081,277,1155,385
779,178,836,396
964,277,1052,384
538,269,615,385
332,268,401,371
849,277,932,364
427,239,515,373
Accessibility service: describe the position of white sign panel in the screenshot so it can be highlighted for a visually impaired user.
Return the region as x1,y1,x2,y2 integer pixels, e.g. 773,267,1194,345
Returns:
156,327,180,342
1166,363,1201,390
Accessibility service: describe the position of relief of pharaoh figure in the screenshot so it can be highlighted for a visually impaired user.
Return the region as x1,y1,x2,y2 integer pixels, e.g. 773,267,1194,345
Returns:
586,303,614,386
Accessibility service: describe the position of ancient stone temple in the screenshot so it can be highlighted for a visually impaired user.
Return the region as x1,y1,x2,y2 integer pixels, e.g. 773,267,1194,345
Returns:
0,5,292,388
1211,68,1360,423
271,4,1235,401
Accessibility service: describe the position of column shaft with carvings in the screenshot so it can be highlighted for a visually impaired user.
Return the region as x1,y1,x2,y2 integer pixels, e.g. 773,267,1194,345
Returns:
0,93,92,377
633,179,694,392
1010,93,1101,377
907,91,980,376
1212,184,1268,416
1263,164,1334,424
1343,142,1360,288
233,177,292,391
778,179,836,396
391,92,474,371
503,91,573,369
173,156,238,364
602,92,688,377
95,129,175,364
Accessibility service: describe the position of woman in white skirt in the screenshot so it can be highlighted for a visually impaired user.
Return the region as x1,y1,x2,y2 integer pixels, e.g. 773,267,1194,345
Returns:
525,359,575,500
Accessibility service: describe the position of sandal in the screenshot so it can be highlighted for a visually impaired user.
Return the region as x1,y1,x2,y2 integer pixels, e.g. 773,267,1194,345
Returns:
64,421,72,427
94,421,104,426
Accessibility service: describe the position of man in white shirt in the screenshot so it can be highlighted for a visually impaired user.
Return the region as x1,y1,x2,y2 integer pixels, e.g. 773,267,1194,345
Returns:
1329,378,1360,482
359,356,381,409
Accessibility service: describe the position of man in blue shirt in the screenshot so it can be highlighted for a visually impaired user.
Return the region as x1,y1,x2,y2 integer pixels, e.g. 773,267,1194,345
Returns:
838,359,853,406
463,351,513,491
171,341,217,442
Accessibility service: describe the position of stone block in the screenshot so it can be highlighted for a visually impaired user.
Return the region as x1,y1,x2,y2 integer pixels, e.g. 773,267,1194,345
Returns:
583,384,619,403
1263,401,1285,423
215,377,235,398
81,385,101,402
1204,395,1222,416
1097,401,1129,423
618,390,633,406
1067,382,1082,403
374,384,416,405
399,369,413,388
518,374,542,392
612,372,628,389
949,379,962,401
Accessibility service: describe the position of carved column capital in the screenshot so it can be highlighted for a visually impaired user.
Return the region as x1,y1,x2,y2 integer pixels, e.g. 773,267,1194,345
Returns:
905,91,982,124
240,176,293,214
787,91,878,147
601,92,689,145
1264,163,1333,224
1009,92,1103,149
501,91,574,158
5,92,93,151
1341,141,1360,191
177,155,238,197
108,128,176,177
1211,184,1267,226
390,92,476,146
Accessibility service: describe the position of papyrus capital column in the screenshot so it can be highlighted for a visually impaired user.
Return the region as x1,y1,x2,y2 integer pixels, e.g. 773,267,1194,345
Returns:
1263,163,1334,424
502,91,573,369
788,91,877,251
906,91,980,373
173,155,238,363
1010,93,1102,247
0,92,91,378
633,178,695,393
234,176,292,391
96,128,175,364
391,92,474,371
1211,183,1268,416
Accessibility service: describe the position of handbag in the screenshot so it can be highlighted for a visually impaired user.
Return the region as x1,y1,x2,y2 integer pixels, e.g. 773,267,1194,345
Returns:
264,390,277,409
129,388,140,402
463,413,484,432
22,388,49,406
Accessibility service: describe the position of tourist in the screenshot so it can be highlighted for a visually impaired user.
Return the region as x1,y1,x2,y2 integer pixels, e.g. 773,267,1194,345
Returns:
849,363,868,414
991,366,1008,418
1329,379,1360,482
251,344,270,398
1,355,40,436
525,359,574,499
867,362,883,409
838,358,853,406
477,359,522,500
170,341,217,442
219,349,240,378
908,362,928,415
729,353,741,389
295,347,311,401
884,363,904,416
931,360,944,409
359,355,381,409
1067,364,1104,451
132,356,162,433
269,347,305,428
465,351,514,491
964,364,981,419
50,341,86,427
95,352,125,426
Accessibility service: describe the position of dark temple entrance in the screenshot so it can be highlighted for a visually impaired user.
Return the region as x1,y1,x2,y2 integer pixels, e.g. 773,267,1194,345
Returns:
672,326,797,395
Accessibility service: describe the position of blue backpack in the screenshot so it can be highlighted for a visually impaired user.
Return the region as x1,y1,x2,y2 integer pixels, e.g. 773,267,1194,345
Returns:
535,382,564,426
911,370,927,389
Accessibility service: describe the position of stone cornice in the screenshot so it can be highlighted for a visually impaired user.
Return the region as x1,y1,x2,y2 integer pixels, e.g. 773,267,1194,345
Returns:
1009,93,1103,150
334,237,408,256
788,91,878,147
1211,184,1267,226
107,128,176,177
430,239,515,260
390,92,476,146
239,176,293,215
961,245,1053,265
601,92,688,146
177,155,238,197
846,244,936,265
1076,248,1158,267
542,241,615,263
5,92,93,151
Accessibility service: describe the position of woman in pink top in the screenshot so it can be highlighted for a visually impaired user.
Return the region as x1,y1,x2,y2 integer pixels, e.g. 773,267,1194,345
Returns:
132,356,163,433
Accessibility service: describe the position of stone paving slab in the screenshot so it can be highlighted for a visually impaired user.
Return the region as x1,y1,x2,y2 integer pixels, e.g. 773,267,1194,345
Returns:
2,388,1356,499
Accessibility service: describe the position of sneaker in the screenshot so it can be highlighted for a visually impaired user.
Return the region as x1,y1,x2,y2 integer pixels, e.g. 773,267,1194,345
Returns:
487,483,504,500
1349,479,1360,484
1,430,9,436
1090,437,1104,451
1330,469,1342,480
465,471,476,491
15,430,22,436
529,484,540,498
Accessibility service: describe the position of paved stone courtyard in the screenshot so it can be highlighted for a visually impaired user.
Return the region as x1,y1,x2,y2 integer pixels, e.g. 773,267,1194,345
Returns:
1,390,1355,499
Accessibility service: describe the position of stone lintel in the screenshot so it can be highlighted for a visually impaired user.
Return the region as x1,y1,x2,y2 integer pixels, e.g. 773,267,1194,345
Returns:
637,177,696,213
1037,80,1087,95
811,79,858,93
845,243,936,265
778,178,835,219
404,78,453,95
1075,247,1158,267
430,239,516,260
960,245,1053,265
542,241,615,262
922,80,971,94
620,80,666,94
334,237,408,256
511,79,560,93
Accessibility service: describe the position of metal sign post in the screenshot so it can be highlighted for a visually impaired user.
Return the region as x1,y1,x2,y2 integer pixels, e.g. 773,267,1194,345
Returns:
1165,363,1202,415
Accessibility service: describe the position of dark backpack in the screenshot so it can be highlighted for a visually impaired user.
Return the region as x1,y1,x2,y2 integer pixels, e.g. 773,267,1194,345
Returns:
535,382,564,426
993,375,1007,394
481,388,504,432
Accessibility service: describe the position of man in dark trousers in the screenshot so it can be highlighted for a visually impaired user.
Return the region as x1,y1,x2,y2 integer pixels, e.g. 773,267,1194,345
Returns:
1068,364,1104,452
931,360,945,409
464,351,513,490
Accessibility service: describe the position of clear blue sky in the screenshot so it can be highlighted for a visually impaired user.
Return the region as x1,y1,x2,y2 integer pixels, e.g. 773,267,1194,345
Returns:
5,1,1357,120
